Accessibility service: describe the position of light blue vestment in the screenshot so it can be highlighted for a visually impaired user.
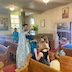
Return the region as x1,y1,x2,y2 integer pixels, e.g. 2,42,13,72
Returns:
16,31,30,68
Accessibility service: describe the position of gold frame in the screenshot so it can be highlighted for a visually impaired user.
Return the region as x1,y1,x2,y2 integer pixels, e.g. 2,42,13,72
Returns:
62,7,69,18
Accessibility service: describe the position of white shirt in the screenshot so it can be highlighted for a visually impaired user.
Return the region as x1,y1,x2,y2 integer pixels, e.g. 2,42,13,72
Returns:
50,60,60,71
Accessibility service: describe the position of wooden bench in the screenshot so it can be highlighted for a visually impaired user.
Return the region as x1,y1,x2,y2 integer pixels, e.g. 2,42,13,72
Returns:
2,52,72,72
0,62,4,72
0,40,18,55
1,47,72,72
59,47,72,57
0,44,10,66
28,59,60,72
48,51,72,72
51,44,72,57
59,55,72,72
2,53,60,72
15,53,60,72
2,53,32,72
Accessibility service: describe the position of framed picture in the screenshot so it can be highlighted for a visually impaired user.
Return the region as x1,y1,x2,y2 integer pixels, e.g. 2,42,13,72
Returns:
40,19,45,27
0,17,8,30
62,7,69,18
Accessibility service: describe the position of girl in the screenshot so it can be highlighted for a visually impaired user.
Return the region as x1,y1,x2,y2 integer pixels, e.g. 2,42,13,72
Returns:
34,40,50,66
40,35,50,51
41,35,49,43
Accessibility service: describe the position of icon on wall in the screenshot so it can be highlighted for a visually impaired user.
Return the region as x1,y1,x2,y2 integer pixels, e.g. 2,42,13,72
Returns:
40,19,45,27
0,18,8,30
62,7,69,18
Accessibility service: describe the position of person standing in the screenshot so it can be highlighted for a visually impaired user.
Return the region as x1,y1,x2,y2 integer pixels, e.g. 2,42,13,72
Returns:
16,24,36,68
16,25,30,68
12,28,19,43
22,24,37,60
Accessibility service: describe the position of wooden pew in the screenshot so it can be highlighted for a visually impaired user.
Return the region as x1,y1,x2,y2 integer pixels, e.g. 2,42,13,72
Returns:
16,51,60,72
59,47,72,57
58,44,72,57
0,62,4,72
15,53,32,72
2,51,72,72
2,52,60,72
28,59,60,72
2,41,17,55
48,51,72,72
0,40,18,55
59,55,72,72
0,45,10,66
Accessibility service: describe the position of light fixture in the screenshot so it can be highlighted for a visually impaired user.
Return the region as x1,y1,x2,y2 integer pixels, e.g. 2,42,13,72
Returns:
43,0,50,5
59,23,62,26
9,6,15,11
21,8,23,12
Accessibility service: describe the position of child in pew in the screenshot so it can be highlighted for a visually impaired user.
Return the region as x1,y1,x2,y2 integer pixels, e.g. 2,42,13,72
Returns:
41,35,49,43
50,53,60,71
55,48,66,59
40,35,50,51
34,40,50,66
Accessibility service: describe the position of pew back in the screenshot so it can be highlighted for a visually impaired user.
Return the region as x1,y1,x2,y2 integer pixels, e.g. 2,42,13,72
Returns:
48,51,72,72
60,47,72,57
0,45,10,66
28,59,61,72
59,55,72,72
15,53,32,72
58,44,72,57
0,41,18,55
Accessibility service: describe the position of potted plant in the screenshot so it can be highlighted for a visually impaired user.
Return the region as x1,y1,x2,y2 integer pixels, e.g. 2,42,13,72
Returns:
33,25,38,34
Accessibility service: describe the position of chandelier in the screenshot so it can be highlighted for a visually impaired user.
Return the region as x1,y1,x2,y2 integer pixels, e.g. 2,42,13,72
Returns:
9,6,15,11
42,0,50,4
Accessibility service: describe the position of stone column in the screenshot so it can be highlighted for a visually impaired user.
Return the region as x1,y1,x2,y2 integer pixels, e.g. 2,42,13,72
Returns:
21,11,26,24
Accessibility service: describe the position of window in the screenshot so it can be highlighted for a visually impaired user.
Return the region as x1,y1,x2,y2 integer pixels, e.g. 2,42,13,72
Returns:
11,15,20,32
30,18,35,25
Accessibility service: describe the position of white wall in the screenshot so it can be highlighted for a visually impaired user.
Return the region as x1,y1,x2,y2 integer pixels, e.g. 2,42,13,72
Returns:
26,3,72,33
26,3,72,48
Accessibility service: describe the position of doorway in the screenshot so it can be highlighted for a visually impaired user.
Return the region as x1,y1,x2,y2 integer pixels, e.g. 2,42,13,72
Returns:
57,22,70,44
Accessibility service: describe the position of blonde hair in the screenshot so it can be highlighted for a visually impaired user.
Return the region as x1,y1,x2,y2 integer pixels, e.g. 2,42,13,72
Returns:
39,41,48,51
